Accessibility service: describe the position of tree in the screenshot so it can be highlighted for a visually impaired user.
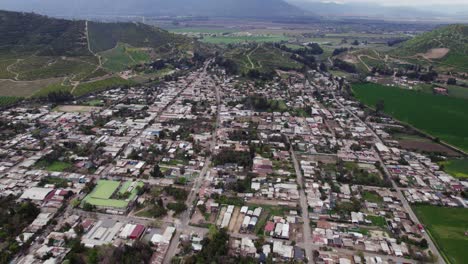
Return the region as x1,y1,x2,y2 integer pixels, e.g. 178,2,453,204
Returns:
376,99,385,113
83,202,95,212
447,78,456,85
151,164,164,178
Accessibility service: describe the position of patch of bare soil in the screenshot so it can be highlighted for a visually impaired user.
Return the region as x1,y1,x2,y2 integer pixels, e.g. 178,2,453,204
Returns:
422,48,450,60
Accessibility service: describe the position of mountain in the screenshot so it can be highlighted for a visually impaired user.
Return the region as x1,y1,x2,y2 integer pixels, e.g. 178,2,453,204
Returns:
0,10,199,98
394,24,468,71
0,0,309,18
287,0,446,20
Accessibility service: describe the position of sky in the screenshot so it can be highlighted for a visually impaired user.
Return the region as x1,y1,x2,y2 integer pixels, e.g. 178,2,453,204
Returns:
308,0,468,6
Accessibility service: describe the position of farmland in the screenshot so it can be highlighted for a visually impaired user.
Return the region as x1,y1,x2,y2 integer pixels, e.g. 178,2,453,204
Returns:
352,83,468,152
200,35,289,44
224,44,301,74
100,43,151,72
413,205,468,264
440,158,468,179
72,77,135,97
0,96,21,108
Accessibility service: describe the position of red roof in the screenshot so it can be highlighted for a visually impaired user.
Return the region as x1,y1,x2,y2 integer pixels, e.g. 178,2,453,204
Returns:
264,221,275,232
129,224,146,239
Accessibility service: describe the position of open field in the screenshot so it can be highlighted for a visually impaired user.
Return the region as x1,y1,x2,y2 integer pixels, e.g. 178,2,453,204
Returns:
201,35,289,44
353,83,468,152
55,105,102,113
47,161,72,172
439,158,468,179
398,140,460,157
0,78,62,97
88,180,120,199
413,205,468,264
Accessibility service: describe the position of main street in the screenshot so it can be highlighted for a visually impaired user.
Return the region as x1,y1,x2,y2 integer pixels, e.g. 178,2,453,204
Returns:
163,59,220,263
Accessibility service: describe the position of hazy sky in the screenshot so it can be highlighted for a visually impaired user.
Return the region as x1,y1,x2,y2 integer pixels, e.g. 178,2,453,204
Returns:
308,0,468,6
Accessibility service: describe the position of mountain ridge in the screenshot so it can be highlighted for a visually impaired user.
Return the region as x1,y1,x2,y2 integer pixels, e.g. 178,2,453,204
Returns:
0,0,310,18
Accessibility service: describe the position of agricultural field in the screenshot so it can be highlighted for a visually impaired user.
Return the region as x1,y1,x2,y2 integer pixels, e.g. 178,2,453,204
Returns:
225,44,301,74
201,35,289,44
439,158,468,179
353,83,468,152
168,27,238,34
0,96,21,108
72,77,135,97
414,83,468,100
100,43,151,72
32,83,72,98
413,205,468,264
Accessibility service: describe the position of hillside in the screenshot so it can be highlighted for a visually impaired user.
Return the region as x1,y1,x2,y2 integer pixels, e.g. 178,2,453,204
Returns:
0,0,308,18
0,10,90,56
393,24,468,71
0,10,200,98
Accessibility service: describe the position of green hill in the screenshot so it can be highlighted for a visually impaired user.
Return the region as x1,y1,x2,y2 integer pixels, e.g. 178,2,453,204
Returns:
0,10,201,98
394,24,468,71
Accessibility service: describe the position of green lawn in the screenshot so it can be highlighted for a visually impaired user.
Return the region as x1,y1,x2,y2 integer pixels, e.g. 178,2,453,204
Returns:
367,215,387,228
353,83,468,152
89,180,120,199
47,161,72,172
362,191,383,204
413,205,468,264
83,180,144,209
440,158,468,179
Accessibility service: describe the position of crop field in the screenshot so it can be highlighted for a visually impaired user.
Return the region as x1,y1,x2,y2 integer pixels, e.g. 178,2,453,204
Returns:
225,45,301,74
201,35,289,44
439,158,468,179
413,205,468,264
353,83,468,152
0,96,21,108
100,43,151,72
169,27,238,34
72,77,135,97
32,83,72,98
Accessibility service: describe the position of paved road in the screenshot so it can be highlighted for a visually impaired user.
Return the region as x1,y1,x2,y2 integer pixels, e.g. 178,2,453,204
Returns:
163,59,218,264
288,137,314,262
329,88,445,264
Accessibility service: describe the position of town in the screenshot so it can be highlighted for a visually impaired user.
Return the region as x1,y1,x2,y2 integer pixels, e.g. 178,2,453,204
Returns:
1,55,466,264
